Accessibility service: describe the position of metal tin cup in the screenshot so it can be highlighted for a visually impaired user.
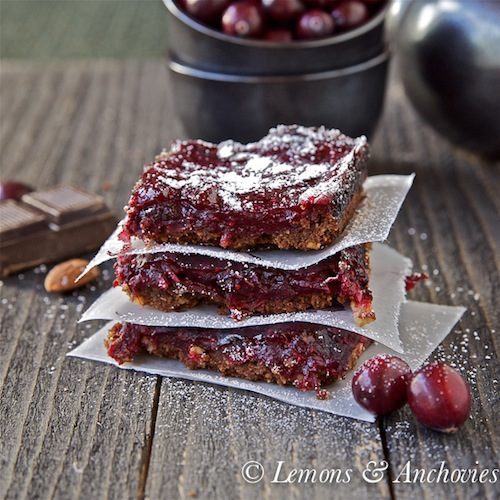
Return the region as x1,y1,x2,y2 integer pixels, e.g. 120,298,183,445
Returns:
164,0,387,76
169,51,389,143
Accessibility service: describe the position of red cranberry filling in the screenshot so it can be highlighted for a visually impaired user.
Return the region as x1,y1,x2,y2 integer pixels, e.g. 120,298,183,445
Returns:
405,272,429,291
122,125,367,247
114,245,373,320
106,322,372,391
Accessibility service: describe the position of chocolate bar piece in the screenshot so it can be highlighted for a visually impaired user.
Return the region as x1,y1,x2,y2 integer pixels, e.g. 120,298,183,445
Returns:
0,186,117,277
22,186,106,224
0,201,47,240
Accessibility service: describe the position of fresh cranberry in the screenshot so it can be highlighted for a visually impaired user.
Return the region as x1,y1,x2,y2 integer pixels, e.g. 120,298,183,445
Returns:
0,181,33,201
264,28,294,42
407,362,471,433
303,0,336,7
222,1,264,38
352,354,412,415
184,0,230,24
331,1,369,31
262,0,304,23
296,10,335,39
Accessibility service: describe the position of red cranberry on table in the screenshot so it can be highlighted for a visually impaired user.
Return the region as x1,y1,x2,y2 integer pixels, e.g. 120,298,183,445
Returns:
262,0,305,23
264,28,294,42
296,9,335,39
352,354,412,415
331,1,369,31
0,181,33,201
184,0,231,25
407,362,471,433
222,1,264,38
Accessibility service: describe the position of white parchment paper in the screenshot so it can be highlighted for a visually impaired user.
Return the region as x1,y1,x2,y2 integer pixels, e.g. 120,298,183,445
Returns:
80,174,414,276
68,300,465,422
79,244,411,352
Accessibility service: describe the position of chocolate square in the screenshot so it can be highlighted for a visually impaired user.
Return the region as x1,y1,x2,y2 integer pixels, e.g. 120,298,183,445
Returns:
0,200,47,241
22,186,105,224
0,186,117,277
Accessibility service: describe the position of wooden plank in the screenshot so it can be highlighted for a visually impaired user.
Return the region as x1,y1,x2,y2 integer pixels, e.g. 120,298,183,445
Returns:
0,60,498,500
145,380,390,500
0,60,165,500
371,83,499,500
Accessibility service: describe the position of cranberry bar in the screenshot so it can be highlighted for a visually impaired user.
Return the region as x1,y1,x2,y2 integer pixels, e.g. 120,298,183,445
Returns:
122,125,368,250
114,244,375,325
106,322,372,391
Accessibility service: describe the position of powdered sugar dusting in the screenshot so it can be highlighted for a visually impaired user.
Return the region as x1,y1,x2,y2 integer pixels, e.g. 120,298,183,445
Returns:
77,174,414,277
146,125,367,212
299,147,358,204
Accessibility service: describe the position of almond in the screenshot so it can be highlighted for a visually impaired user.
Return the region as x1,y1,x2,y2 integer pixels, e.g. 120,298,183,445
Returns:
44,258,100,293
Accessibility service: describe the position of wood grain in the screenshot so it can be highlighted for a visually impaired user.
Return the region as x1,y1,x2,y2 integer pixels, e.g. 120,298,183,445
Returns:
145,380,390,500
371,81,499,500
0,60,498,500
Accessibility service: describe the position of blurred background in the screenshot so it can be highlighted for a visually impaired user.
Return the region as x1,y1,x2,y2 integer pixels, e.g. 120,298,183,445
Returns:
1,0,500,155
1,0,168,60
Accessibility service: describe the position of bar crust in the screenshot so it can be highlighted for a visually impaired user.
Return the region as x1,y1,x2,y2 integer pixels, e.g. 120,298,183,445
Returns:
106,322,372,391
114,244,375,325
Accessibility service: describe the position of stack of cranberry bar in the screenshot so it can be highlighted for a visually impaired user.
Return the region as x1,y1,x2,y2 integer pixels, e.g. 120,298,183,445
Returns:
107,125,376,392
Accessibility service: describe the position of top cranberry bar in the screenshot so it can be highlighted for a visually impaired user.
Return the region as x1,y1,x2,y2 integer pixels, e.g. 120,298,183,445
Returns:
122,125,369,250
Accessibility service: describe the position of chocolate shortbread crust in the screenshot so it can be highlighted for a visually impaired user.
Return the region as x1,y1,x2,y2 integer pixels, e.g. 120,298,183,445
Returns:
114,244,375,324
106,322,372,390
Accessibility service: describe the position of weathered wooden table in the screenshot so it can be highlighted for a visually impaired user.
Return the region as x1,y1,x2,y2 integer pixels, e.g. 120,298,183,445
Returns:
0,60,498,500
